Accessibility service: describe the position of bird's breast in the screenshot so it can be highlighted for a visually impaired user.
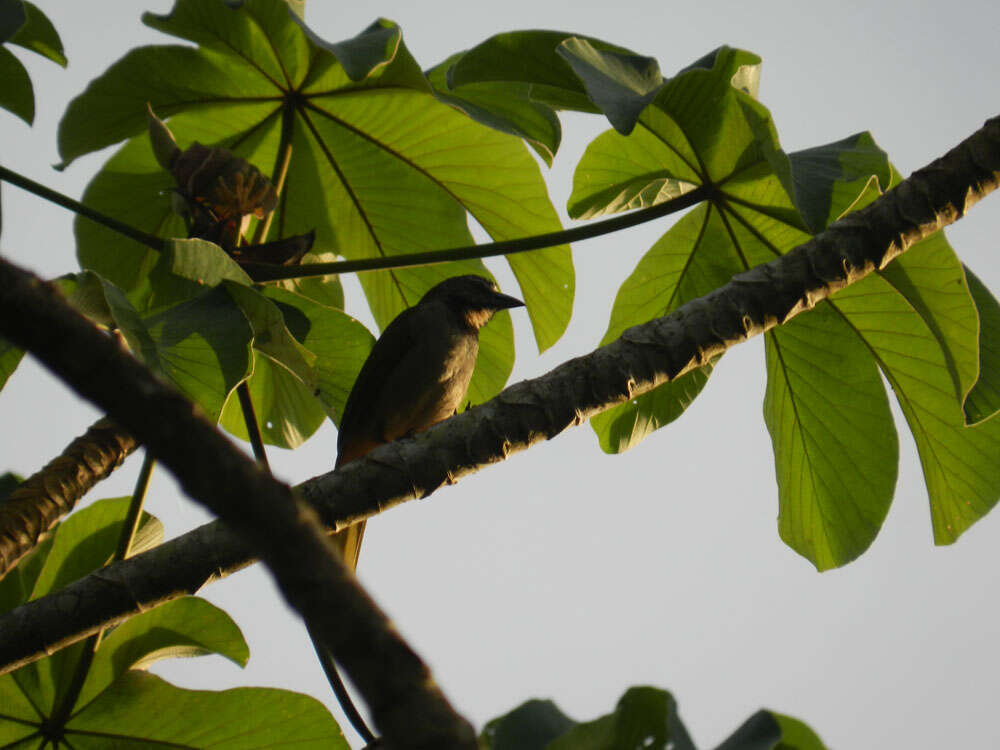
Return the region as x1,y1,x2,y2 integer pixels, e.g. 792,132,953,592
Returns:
379,328,479,442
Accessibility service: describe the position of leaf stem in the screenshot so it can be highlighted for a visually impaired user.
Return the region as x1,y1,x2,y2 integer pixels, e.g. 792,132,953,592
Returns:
236,382,270,470
250,110,295,247
0,164,165,252
2,161,706,282
115,453,156,560
49,451,156,729
308,622,378,745
0,160,707,282
242,186,708,282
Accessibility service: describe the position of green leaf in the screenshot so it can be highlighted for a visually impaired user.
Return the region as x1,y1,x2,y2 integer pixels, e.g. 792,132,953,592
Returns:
145,237,254,313
569,46,768,221
556,37,662,135
62,0,572,367
274,250,344,309
0,0,26,43
591,368,714,454
219,283,338,448
142,286,254,422
261,286,374,425
786,132,890,233
763,304,898,570
0,674,38,745
294,16,427,89
60,44,279,169
715,709,829,750
157,237,254,289
97,278,253,422
567,122,700,219
29,498,162,601
0,45,33,124
225,282,316,386
427,52,561,166
10,498,162,714
8,1,66,66
219,349,326,448
0,550,50,621
74,134,183,292
481,699,576,750
447,29,611,113
298,74,573,354
964,266,1000,424
549,687,695,750
589,204,748,453
144,0,312,87
54,271,115,328
879,230,980,405
66,671,348,748
831,260,1000,545
0,336,25,390
583,54,900,467
77,596,249,709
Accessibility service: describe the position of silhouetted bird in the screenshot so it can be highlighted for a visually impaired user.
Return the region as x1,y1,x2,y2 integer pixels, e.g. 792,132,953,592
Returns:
333,274,525,569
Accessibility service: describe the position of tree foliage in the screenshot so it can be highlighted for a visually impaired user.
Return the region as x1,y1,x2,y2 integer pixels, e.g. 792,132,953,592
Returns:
1,0,998,747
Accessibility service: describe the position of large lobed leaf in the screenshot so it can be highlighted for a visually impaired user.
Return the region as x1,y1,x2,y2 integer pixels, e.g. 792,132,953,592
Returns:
963,266,1000,424
58,0,574,452
0,0,66,124
67,671,347,748
482,687,828,749
583,46,807,454
0,496,345,747
561,41,997,566
763,304,897,570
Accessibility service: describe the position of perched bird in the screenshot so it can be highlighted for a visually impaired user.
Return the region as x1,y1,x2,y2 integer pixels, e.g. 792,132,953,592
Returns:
333,274,525,569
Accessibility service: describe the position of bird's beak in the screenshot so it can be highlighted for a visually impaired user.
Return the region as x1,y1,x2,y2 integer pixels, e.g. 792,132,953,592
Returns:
492,291,525,310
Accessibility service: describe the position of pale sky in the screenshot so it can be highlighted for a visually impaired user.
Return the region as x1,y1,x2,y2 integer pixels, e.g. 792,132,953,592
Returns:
2,1,1000,748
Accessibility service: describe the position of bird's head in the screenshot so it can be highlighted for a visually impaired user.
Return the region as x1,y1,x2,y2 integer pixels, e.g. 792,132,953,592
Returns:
420,275,525,330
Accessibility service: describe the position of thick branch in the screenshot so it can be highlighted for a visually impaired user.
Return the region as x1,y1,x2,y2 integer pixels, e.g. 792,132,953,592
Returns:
0,418,137,576
1,114,998,677
0,260,476,748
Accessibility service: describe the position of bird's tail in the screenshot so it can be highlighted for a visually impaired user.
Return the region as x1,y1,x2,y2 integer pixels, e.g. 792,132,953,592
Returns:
332,521,365,571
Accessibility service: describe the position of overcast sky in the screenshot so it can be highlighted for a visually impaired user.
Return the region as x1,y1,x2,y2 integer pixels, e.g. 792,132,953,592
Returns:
3,1,1000,747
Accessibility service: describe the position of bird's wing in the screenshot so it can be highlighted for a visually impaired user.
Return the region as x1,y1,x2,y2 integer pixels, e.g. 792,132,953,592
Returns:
334,306,427,571
336,304,423,462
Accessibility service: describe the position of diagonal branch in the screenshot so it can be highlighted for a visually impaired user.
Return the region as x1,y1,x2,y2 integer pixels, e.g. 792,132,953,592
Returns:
0,418,137,576
0,114,998,678
0,261,477,747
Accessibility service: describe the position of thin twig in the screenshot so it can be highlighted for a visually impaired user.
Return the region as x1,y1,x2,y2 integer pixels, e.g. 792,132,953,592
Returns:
0,160,705,282
0,165,164,252
236,382,270,471
242,186,708,282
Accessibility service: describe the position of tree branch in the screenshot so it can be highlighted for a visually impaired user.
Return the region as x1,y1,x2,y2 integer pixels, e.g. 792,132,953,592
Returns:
0,417,137,577
0,114,998,682
0,261,477,748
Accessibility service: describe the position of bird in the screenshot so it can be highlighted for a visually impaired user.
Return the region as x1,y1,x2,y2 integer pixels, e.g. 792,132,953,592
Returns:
332,274,525,570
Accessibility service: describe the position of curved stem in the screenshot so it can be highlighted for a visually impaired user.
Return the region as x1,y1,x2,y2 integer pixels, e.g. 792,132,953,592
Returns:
0,165,164,252
308,622,377,745
236,382,270,471
1,161,706,283
115,453,156,560
251,108,294,247
242,185,707,281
